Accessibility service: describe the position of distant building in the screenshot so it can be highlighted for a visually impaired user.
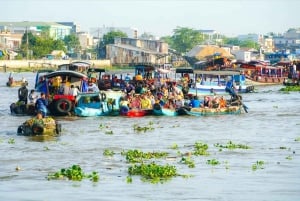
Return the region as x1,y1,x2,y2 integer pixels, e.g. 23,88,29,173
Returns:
0,21,72,40
57,22,80,33
106,37,169,65
77,32,94,50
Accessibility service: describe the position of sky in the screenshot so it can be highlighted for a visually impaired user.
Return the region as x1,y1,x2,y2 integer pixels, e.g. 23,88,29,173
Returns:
2,0,300,37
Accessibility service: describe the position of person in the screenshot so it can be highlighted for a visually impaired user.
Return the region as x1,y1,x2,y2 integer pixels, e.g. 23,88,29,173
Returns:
28,89,38,104
35,92,48,117
88,82,99,92
125,73,131,82
124,82,135,96
201,96,211,108
69,85,80,97
135,73,143,81
33,110,44,124
225,77,237,97
18,83,28,104
219,96,227,108
189,96,201,108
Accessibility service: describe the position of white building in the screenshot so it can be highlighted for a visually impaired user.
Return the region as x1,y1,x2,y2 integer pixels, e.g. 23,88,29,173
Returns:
90,26,138,39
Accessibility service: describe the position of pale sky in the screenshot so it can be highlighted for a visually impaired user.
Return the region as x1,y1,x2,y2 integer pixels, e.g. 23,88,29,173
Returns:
1,0,299,37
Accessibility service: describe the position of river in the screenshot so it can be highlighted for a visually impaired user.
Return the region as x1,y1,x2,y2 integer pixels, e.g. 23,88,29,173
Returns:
0,72,299,201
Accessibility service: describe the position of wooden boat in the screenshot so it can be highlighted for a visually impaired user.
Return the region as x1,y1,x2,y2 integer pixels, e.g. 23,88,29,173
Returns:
10,102,36,116
237,61,287,85
152,104,178,116
17,117,61,136
6,73,28,87
121,107,153,117
183,105,242,116
177,70,254,96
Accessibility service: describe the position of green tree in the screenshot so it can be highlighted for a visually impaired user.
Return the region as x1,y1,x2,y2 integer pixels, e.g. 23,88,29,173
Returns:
170,27,204,54
101,30,128,46
64,34,81,53
97,30,127,59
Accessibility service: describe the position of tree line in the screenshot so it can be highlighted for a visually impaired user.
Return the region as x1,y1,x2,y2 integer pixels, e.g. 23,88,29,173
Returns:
12,27,258,60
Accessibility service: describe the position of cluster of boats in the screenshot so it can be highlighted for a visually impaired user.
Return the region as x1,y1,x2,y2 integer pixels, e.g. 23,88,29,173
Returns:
8,60,293,136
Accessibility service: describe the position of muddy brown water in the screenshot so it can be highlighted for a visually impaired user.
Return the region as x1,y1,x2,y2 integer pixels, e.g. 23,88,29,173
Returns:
0,72,299,201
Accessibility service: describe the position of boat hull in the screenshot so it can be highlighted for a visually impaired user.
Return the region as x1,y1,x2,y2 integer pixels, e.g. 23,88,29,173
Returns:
184,106,242,116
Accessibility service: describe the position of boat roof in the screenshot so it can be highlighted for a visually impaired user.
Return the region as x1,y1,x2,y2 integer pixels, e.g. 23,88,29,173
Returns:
175,67,194,74
44,70,88,79
193,70,241,75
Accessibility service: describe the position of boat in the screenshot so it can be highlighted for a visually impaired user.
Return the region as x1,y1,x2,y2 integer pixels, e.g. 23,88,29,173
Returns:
122,108,153,117
152,103,178,116
236,61,287,85
183,105,243,116
10,102,36,116
6,72,28,87
17,116,61,136
74,90,124,117
182,70,254,96
35,70,89,116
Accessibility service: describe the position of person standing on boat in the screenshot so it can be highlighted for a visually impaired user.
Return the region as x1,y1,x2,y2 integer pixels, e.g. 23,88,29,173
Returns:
28,89,38,104
18,83,29,104
35,92,48,117
225,77,237,97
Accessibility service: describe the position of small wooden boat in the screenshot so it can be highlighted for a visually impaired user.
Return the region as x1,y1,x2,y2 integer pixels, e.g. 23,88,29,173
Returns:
152,104,178,116
122,108,153,117
183,106,242,116
17,117,61,136
10,102,36,116
6,73,28,87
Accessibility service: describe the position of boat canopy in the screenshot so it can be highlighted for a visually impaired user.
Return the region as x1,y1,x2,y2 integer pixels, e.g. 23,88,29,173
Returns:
193,70,241,76
44,70,88,79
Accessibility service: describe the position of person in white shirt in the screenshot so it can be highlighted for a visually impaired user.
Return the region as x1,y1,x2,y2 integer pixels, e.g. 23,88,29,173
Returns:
88,82,99,92
69,85,80,97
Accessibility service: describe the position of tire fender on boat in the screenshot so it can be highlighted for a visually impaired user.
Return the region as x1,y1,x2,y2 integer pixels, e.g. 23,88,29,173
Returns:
54,98,72,114
32,123,44,135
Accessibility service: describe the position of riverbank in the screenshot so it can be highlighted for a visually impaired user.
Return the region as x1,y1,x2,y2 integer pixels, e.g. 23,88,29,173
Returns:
0,59,111,72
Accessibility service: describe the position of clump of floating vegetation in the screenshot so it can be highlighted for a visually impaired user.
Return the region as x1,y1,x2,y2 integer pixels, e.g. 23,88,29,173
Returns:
122,149,168,163
252,161,265,171
103,149,115,157
279,85,300,92
207,159,220,166
47,164,99,182
214,141,251,150
180,157,195,168
133,121,154,133
193,141,209,156
128,162,178,183
295,137,300,142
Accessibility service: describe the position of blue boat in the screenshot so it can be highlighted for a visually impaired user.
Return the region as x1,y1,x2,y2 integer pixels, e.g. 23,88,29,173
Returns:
152,104,178,116
179,70,254,96
74,91,124,117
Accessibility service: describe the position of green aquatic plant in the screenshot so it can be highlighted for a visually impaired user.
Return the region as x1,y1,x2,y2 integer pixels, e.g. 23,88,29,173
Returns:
193,141,209,156
8,138,15,144
295,137,300,142
133,121,154,133
103,149,115,156
47,164,99,182
286,155,292,160
122,149,168,163
207,159,220,166
180,157,195,168
105,130,113,135
214,141,250,149
169,143,179,149
252,160,265,171
279,86,300,92
128,162,178,183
